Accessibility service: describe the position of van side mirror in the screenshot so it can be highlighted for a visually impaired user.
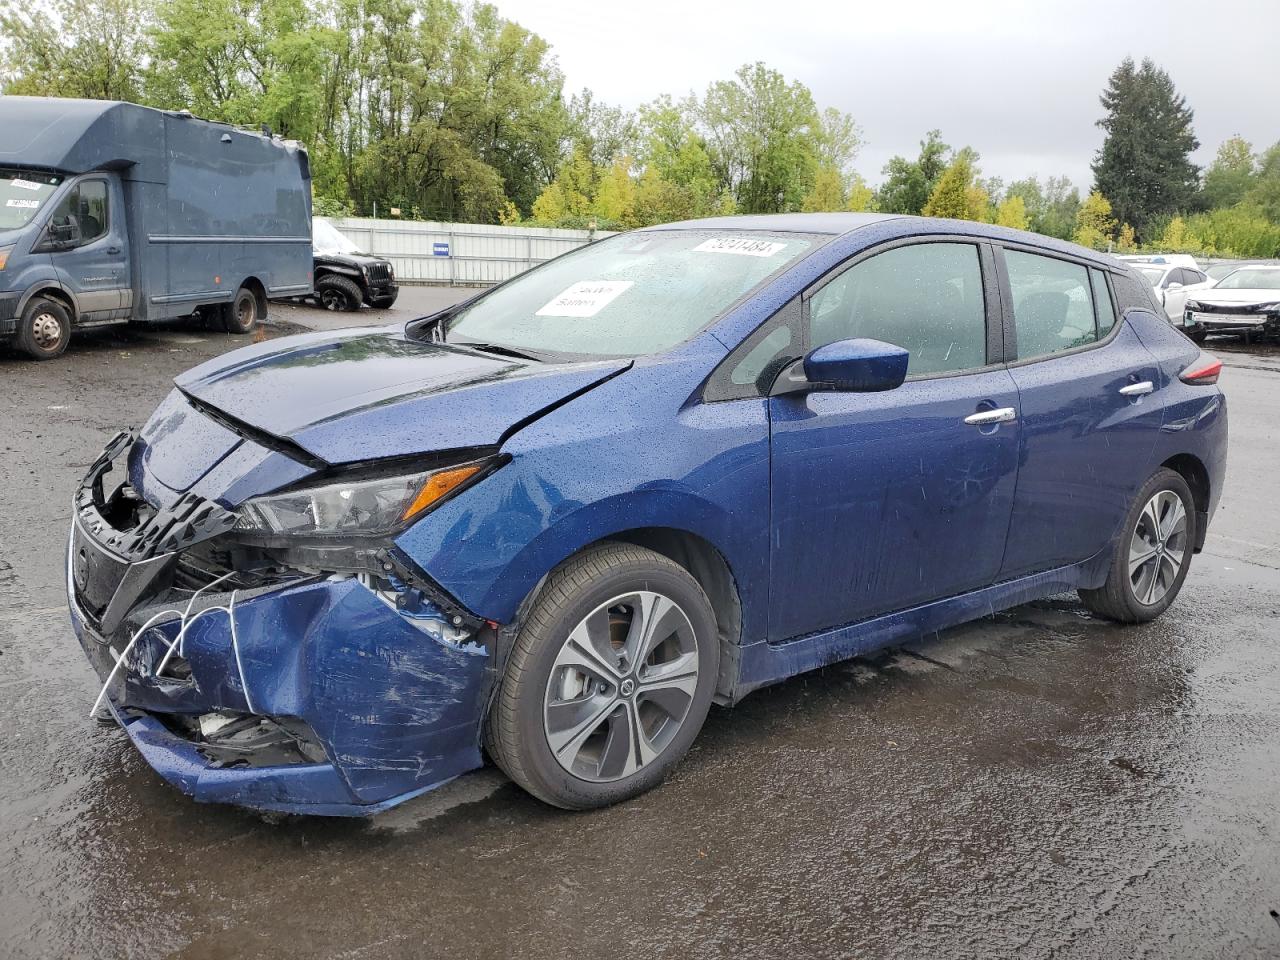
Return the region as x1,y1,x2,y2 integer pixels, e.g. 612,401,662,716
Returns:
772,338,910,395
48,217,81,247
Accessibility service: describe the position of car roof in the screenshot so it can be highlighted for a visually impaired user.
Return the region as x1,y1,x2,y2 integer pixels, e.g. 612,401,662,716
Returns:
648,212,900,235
642,212,1119,269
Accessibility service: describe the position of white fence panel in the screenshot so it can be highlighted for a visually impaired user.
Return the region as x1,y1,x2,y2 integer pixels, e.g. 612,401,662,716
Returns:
328,217,616,286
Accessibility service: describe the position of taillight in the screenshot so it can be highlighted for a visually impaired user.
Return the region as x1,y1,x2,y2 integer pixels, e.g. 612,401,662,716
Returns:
1179,353,1222,385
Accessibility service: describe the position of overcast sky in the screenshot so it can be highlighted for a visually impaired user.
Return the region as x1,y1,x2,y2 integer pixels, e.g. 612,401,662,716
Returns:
496,0,1278,195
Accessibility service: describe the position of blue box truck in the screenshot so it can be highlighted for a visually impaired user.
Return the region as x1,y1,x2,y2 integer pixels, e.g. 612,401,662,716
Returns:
0,97,313,359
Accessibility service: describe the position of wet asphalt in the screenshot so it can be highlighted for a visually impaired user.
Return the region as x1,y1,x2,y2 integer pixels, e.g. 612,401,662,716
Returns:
1,300,1278,959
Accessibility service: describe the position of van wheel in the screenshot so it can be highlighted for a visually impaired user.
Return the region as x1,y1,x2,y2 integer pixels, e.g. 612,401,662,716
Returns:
1078,468,1196,623
315,275,363,312
15,297,72,360
486,543,719,810
221,287,259,334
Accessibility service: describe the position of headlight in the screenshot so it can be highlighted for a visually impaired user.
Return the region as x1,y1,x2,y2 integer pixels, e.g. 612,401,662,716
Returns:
0,246,12,271
236,460,490,538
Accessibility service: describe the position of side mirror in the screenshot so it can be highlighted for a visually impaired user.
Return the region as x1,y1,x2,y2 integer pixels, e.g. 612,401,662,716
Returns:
773,338,909,395
1165,281,1183,291
48,217,81,247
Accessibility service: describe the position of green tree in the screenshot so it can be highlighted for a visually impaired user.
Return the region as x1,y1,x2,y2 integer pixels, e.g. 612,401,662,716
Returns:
1092,57,1200,238
922,154,987,221
876,130,949,215
591,157,637,225
1159,215,1197,252
1202,136,1256,209
1246,142,1280,222
1073,191,1117,249
1186,203,1280,258
995,195,1029,230
701,62,821,213
801,166,846,212
0,0,154,101
846,174,875,212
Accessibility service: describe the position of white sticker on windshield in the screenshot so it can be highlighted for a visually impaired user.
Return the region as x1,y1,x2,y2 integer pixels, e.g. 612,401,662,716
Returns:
6,198,39,209
9,178,42,191
693,236,786,257
536,280,634,318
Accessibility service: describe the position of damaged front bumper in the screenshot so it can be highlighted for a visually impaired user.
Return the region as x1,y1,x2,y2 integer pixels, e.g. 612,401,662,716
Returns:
68,433,493,816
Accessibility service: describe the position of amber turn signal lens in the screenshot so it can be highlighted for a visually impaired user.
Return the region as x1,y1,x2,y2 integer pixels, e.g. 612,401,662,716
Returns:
401,464,484,520
0,247,10,271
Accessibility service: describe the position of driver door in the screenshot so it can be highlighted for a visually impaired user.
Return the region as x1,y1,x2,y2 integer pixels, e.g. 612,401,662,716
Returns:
44,178,131,322
767,239,1020,642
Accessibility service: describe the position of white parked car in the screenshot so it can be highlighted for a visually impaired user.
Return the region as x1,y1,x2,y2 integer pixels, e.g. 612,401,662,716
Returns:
1184,265,1280,342
1121,257,1214,327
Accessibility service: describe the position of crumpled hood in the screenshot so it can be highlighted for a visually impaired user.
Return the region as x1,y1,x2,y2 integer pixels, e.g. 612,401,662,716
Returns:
1193,288,1280,308
173,326,630,464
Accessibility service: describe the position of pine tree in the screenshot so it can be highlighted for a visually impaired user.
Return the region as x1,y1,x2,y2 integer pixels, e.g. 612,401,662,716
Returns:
1092,58,1200,239
923,155,984,221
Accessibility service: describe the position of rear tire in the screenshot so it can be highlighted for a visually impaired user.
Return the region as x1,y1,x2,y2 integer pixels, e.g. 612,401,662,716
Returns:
15,296,71,360
1078,468,1196,623
315,274,363,312
487,543,719,810
221,287,259,334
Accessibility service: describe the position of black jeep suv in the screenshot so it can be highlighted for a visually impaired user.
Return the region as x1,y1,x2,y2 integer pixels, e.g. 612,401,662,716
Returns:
312,219,399,312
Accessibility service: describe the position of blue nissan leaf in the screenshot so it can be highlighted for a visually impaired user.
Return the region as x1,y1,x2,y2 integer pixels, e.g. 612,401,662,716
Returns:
67,214,1228,815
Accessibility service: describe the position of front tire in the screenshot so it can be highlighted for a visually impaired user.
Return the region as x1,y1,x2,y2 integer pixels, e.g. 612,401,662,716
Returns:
15,297,71,360
1079,468,1196,623
487,543,719,810
315,274,363,312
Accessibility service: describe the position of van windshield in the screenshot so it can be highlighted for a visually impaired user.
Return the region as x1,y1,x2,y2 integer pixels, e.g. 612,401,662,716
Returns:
0,170,63,230
442,230,817,357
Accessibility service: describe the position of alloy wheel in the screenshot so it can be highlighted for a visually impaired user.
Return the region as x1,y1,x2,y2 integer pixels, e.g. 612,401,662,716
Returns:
1129,490,1187,606
543,591,699,783
320,289,345,310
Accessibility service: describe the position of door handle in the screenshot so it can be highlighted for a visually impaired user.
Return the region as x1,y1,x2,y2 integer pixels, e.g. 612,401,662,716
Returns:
963,407,1017,426
1119,381,1154,397
107,246,121,255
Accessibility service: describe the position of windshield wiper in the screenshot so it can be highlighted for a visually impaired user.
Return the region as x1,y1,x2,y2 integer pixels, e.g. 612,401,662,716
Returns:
449,340,546,363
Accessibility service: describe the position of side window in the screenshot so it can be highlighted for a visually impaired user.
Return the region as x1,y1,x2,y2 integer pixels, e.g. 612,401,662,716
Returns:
808,242,987,377
1005,250,1097,360
1091,269,1117,336
48,180,108,247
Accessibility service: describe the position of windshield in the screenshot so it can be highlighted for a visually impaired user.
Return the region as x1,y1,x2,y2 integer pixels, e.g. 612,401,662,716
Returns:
1205,263,1241,281
0,170,63,230
443,230,817,357
1213,267,1280,290
313,218,365,255
1137,266,1165,285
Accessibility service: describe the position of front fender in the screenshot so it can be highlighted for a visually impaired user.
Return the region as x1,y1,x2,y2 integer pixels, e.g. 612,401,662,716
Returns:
394,379,772,643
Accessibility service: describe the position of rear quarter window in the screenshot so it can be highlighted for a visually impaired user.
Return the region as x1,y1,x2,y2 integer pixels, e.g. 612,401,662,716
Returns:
1112,269,1163,316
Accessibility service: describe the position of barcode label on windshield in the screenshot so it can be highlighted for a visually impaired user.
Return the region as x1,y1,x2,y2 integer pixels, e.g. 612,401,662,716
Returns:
6,198,39,209
536,280,634,318
693,237,786,257
9,179,42,191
